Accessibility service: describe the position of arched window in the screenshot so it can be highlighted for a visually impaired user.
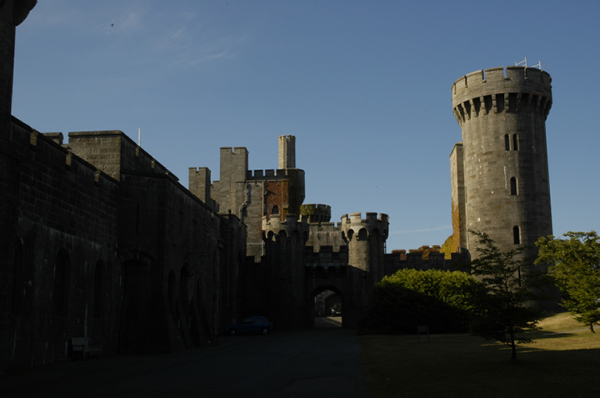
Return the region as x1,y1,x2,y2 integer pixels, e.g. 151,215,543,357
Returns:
510,177,517,195
358,228,368,241
53,250,70,316
504,134,510,151
513,226,521,244
513,134,519,151
93,262,103,320
272,205,279,215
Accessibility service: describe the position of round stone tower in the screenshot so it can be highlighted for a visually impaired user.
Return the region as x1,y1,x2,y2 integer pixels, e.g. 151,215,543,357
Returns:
262,214,309,329
451,66,553,258
340,212,389,325
340,212,389,282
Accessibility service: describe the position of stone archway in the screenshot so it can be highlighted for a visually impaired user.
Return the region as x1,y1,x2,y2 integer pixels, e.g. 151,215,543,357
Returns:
309,285,344,329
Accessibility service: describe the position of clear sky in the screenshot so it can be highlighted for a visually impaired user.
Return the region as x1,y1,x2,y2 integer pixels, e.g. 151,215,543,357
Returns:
11,0,600,253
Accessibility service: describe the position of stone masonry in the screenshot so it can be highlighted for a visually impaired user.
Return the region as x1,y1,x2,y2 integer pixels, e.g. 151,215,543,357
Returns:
1,1,246,369
451,66,553,259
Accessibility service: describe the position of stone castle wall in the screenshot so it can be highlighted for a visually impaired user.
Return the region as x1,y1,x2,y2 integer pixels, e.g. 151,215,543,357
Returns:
2,118,248,369
2,119,121,368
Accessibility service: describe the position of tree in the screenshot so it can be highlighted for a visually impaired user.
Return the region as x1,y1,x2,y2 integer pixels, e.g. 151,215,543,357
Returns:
467,230,544,361
359,269,481,334
536,231,600,332
382,268,480,313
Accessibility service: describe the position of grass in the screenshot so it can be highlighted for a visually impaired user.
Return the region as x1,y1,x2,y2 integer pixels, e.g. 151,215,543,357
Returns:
359,312,600,397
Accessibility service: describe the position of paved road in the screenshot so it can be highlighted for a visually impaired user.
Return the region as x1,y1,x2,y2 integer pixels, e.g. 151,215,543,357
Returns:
1,328,368,396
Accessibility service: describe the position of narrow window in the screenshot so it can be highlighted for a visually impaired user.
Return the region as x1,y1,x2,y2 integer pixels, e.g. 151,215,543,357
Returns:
513,134,519,151
510,177,517,195
272,205,279,215
513,226,521,244
505,134,510,151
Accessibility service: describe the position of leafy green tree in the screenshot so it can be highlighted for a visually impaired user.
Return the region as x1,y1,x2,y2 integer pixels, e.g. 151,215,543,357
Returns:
359,269,481,334
536,231,600,332
468,230,544,361
382,268,481,313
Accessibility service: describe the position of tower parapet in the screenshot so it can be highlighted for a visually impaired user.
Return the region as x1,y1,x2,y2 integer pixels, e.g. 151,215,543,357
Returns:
452,66,552,125
340,212,389,240
262,213,309,240
301,204,331,223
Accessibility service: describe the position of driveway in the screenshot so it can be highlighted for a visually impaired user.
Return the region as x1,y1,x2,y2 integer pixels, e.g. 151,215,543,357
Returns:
1,328,368,396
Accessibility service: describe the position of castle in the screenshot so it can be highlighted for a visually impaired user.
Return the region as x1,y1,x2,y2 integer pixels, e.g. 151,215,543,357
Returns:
1,0,551,370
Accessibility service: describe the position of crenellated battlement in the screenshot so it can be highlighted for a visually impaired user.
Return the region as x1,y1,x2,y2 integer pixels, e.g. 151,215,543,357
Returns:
246,168,305,180
301,204,331,223
262,213,309,239
452,66,551,100
340,212,389,240
452,66,552,124
384,250,468,274
220,146,248,155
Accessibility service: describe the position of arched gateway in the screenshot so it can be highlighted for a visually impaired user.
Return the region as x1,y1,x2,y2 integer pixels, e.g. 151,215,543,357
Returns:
247,211,389,330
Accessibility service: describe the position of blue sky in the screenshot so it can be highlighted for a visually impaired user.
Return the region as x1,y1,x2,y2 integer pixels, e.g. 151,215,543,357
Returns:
11,0,600,252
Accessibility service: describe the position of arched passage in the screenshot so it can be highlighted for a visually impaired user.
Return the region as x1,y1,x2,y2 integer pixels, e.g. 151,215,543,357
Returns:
309,285,344,329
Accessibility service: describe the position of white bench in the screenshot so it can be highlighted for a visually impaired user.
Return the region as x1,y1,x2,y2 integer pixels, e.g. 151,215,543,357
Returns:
71,337,101,358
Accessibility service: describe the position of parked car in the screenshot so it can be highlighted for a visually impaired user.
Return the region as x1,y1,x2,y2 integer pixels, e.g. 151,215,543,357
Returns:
226,316,273,335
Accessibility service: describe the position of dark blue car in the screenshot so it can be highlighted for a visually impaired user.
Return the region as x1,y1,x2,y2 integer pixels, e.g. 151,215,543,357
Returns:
226,316,273,335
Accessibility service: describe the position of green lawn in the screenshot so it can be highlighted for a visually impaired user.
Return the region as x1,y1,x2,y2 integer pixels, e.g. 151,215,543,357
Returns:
359,313,600,397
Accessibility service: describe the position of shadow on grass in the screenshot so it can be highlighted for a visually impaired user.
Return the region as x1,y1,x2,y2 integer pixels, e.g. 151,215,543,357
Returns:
360,331,600,396
526,328,591,341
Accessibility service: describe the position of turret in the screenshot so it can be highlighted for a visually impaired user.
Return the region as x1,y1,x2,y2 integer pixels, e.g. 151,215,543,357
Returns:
262,213,308,329
341,212,389,280
300,204,331,223
340,212,388,327
278,135,296,169
451,66,553,258
262,213,309,241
